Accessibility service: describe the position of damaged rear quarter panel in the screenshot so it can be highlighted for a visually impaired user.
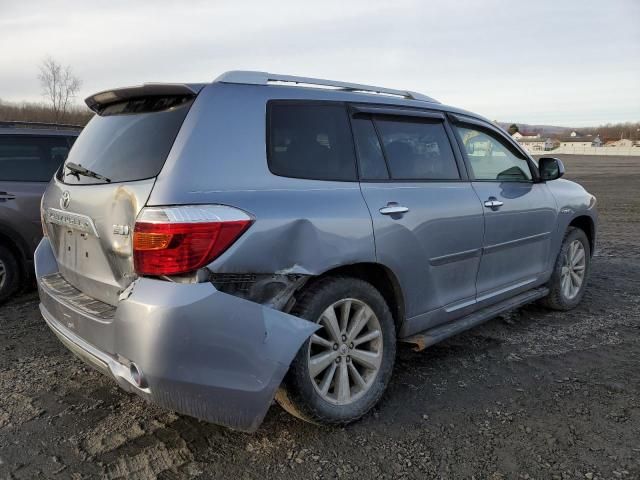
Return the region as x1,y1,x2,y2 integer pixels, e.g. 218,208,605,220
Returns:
115,278,320,432
148,83,377,277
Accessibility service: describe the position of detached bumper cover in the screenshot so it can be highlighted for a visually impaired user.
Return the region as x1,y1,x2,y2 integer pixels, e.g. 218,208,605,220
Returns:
35,239,318,432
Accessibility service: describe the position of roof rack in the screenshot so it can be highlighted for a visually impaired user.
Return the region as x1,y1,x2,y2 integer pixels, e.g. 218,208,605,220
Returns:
0,120,83,130
214,71,439,103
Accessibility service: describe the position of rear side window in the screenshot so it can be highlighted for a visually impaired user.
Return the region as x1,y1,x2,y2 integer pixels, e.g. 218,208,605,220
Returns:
0,135,71,182
375,118,460,180
267,103,357,181
60,96,193,184
351,118,389,180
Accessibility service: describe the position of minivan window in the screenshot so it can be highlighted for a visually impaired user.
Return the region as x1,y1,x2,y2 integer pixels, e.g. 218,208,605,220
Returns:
0,135,71,182
60,97,193,184
455,126,532,181
351,118,389,180
267,103,357,181
374,118,459,180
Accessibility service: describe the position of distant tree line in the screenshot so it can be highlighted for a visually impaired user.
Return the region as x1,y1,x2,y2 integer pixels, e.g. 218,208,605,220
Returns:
501,121,640,141
0,99,93,126
580,122,640,141
0,56,93,127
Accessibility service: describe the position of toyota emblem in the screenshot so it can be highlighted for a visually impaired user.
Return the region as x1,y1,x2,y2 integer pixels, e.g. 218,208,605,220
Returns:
60,191,71,210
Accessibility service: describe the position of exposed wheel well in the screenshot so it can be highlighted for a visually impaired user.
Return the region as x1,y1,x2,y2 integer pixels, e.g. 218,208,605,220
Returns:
312,263,405,332
569,215,595,254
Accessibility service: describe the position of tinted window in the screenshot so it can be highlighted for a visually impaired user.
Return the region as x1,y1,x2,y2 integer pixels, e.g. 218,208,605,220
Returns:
268,104,357,181
0,135,70,182
60,97,193,184
375,119,459,180
455,126,532,181
351,118,389,180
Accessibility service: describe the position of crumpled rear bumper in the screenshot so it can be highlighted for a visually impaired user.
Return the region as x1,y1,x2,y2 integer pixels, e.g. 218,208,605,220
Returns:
35,238,318,432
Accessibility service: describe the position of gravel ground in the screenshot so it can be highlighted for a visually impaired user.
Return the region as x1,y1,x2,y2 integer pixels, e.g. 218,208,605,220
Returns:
1,155,638,480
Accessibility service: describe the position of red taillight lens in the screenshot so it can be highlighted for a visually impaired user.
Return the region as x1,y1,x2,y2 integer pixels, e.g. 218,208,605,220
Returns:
133,205,252,276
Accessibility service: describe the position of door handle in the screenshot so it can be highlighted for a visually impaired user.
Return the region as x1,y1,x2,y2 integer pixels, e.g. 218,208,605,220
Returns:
0,192,16,201
379,203,409,215
484,198,504,209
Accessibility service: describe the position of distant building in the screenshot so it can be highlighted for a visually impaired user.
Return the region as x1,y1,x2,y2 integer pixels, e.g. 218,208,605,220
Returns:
511,132,556,151
606,139,634,148
559,135,602,148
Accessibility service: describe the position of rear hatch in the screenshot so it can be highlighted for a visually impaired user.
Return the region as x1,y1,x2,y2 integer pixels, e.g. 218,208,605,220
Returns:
41,85,200,305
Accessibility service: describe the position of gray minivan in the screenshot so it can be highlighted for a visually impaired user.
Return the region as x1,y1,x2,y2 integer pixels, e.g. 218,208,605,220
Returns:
36,72,597,431
0,122,79,303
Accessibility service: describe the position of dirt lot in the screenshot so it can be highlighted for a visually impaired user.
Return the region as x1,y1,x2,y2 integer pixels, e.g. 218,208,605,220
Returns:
1,155,638,480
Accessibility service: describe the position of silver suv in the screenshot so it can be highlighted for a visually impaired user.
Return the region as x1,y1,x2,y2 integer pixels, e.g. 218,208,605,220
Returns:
0,121,79,303
36,71,597,431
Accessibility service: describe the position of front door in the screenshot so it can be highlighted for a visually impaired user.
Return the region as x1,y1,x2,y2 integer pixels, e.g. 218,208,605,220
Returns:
451,120,558,305
351,110,484,336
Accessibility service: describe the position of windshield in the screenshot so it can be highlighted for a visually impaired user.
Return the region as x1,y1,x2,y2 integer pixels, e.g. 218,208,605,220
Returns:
59,96,193,185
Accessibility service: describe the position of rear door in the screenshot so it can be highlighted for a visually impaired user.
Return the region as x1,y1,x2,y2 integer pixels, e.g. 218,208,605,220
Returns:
0,134,72,257
41,94,195,305
450,117,557,304
352,107,485,336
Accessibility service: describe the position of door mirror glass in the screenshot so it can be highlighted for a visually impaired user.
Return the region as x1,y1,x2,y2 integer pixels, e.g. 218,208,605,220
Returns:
538,157,565,181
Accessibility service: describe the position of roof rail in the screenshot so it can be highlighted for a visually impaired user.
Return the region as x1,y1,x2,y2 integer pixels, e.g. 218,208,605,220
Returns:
214,71,439,103
0,120,84,130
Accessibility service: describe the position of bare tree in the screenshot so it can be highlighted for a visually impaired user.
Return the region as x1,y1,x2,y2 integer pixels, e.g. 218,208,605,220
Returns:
37,56,82,122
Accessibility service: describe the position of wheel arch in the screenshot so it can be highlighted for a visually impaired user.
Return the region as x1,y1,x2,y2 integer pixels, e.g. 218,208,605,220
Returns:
311,262,406,333
569,215,595,255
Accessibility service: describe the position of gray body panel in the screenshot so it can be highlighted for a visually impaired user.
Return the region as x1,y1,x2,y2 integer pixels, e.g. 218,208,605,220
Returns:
35,238,318,432
0,128,79,273
360,182,484,336
0,180,45,263
41,178,155,305
37,74,597,431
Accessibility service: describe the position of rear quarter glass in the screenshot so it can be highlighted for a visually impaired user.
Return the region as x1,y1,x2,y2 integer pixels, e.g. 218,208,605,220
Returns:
59,96,193,185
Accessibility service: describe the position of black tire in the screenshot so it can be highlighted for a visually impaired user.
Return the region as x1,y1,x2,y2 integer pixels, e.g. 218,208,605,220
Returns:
541,227,591,311
276,276,396,425
0,245,21,305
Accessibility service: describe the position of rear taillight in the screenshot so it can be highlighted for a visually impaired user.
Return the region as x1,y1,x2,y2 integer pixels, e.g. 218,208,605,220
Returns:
133,205,252,276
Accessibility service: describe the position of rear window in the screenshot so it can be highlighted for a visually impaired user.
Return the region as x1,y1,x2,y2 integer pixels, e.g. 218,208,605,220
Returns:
59,96,193,184
0,135,72,182
267,103,357,181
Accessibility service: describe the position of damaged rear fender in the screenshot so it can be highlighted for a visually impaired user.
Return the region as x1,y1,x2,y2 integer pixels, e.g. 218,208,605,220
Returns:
114,278,319,431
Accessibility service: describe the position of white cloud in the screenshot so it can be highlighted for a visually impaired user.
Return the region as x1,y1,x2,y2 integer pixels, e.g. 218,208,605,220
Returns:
1,0,638,125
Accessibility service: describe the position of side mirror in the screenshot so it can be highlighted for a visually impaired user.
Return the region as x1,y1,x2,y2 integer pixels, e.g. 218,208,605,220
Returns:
538,157,565,181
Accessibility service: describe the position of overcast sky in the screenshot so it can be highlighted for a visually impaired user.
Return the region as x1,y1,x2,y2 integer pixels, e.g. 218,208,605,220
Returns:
1,0,638,126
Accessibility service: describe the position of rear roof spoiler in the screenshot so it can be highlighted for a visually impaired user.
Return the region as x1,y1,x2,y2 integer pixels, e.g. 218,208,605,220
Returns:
85,83,206,113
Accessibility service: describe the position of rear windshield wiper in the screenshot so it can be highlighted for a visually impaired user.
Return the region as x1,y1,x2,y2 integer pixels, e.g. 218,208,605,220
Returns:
65,162,111,183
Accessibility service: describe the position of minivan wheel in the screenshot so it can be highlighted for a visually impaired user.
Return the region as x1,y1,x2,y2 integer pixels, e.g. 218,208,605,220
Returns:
541,227,591,311
276,276,396,425
0,245,20,304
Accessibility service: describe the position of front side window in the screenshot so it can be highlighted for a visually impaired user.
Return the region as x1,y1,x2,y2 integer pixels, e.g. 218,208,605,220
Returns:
268,103,357,181
455,126,532,181
0,135,70,182
374,118,459,180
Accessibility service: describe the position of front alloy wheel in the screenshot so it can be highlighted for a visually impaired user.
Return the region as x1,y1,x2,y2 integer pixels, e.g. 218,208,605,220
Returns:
541,226,591,311
560,239,587,300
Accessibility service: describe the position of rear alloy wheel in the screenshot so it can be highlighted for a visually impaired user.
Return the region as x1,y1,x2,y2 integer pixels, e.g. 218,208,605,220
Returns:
308,298,383,405
542,227,591,311
276,277,396,425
